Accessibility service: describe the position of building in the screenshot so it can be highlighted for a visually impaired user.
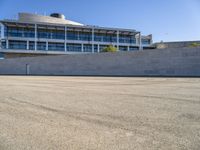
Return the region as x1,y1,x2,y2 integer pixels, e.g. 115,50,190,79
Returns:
0,13,153,58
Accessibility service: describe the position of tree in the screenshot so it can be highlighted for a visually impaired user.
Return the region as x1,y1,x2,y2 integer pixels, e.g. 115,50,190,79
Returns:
102,45,117,52
190,43,200,47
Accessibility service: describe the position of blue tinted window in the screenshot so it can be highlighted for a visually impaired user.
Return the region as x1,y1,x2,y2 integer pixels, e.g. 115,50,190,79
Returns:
37,42,46,51
5,26,35,38
67,43,82,52
119,46,128,51
83,44,92,52
9,40,27,50
142,39,150,45
48,43,64,51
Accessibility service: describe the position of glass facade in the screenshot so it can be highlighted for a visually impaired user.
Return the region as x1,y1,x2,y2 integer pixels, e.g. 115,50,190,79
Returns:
5,26,35,38
48,42,64,51
83,44,92,52
0,23,152,52
119,35,136,44
129,46,139,51
29,41,35,50
67,31,92,41
67,43,82,52
142,39,151,45
94,33,117,43
1,41,6,49
79,32,92,41
0,25,1,38
119,46,128,51
37,42,46,51
0,53,4,59
38,29,65,40
94,45,98,52
9,40,27,50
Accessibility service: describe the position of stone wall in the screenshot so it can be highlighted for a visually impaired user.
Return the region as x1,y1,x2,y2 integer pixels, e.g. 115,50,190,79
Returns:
155,41,200,49
0,47,200,76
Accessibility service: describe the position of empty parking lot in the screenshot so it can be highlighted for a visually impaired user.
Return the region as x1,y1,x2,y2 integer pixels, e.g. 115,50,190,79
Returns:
0,76,200,150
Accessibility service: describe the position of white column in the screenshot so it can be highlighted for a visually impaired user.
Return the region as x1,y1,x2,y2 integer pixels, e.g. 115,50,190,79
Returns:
46,41,48,51
77,31,79,40
149,34,153,45
65,26,67,52
139,32,143,50
26,41,29,50
34,24,37,51
116,30,119,51
0,23,3,50
97,44,100,53
0,23,4,39
81,43,84,52
128,46,130,51
135,34,138,45
6,40,9,49
92,28,94,53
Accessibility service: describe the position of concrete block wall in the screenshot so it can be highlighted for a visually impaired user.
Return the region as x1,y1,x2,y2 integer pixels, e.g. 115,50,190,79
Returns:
0,47,200,76
155,41,200,49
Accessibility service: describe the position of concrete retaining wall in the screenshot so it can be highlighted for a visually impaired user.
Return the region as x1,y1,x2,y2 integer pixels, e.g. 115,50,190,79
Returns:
155,41,200,49
0,47,200,76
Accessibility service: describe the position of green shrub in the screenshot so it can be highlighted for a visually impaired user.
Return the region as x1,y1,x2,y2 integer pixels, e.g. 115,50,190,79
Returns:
102,45,117,52
190,43,200,47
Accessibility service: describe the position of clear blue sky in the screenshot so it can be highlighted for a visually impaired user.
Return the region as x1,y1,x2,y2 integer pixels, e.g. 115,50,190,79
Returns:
0,0,199,42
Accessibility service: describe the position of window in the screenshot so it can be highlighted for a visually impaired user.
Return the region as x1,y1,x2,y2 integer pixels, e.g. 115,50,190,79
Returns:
29,41,35,50
48,43,64,51
5,26,35,38
142,39,150,45
79,32,92,41
1,41,6,49
67,43,82,52
119,35,135,44
9,40,27,50
83,44,92,52
129,46,139,51
37,42,46,51
94,33,117,43
119,46,128,51
67,31,79,40
94,45,98,52
37,29,65,40
0,53,4,59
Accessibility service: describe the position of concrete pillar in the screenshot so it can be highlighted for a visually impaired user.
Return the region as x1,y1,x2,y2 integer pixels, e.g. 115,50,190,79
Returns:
46,41,48,51
128,46,130,51
0,23,3,50
97,44,100,53
81,43,84,52
139,32,143,50
34,24,37,51
77,31,80,40
92,28,94,53
116,30,119,51
135,34,138,45
26,41,29,50
65,26,67,52
0,23,4,39
6,40,9,49
149,34,153,45
26,64,30,75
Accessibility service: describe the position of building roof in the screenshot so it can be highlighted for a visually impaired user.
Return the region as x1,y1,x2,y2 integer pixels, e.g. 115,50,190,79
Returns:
18,13,84,26
1,13,140,35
